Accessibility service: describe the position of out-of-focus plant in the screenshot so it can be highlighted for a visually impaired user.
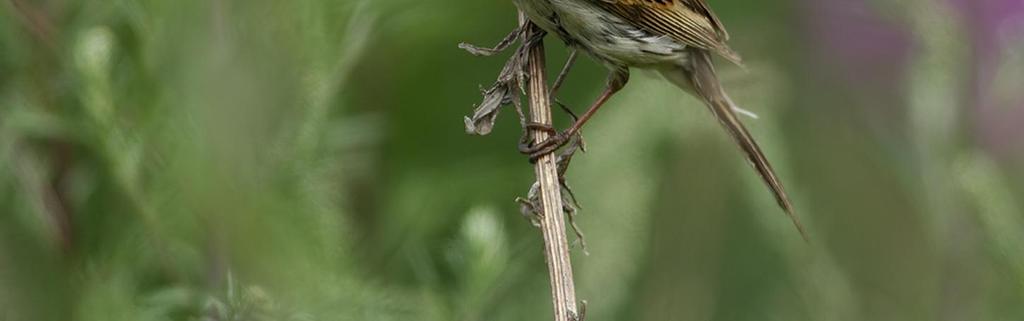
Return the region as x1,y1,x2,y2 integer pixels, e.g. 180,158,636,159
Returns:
2,0,1023,320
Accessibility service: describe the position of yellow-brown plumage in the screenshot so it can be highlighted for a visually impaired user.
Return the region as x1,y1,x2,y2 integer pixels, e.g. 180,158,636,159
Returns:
599,0,741,64
513,0,808,240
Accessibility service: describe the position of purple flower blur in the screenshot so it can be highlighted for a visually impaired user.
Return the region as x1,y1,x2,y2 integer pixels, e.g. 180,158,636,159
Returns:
802,0,1024,159
801,0,912,90
951,0,1024,158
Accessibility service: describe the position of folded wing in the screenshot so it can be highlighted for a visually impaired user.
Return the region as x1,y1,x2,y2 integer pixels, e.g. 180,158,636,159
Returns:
596,0,741,64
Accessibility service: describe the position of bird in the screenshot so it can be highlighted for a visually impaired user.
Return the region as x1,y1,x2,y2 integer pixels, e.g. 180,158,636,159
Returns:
512,0,809,240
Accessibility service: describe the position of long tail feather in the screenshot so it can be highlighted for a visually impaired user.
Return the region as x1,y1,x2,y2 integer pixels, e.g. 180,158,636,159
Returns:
682,50,809,241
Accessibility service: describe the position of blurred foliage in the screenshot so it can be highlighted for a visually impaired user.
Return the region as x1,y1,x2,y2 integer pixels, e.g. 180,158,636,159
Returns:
1,0,1023,320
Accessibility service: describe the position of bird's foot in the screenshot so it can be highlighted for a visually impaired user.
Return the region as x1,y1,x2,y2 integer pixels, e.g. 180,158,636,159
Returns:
518,122,570,162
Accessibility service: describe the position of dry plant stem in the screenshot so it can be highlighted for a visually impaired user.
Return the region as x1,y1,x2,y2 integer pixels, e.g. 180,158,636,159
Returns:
551,49,578,96
519,12,580,321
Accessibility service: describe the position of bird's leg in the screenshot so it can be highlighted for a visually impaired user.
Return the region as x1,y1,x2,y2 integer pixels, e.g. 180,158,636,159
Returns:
519,69,629,161
519,56,579,157
517,48,575,149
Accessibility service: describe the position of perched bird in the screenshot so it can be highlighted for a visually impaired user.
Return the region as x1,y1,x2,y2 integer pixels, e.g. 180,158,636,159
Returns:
513,0,808,239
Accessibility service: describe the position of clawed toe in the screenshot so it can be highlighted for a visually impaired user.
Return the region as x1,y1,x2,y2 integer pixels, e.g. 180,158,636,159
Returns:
519,135,567,159
519,129,569,162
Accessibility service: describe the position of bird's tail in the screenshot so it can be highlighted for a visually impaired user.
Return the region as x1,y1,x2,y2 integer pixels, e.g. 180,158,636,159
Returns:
660,50,809,242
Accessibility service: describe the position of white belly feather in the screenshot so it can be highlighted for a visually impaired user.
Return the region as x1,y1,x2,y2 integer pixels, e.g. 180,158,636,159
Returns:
514,0,689,67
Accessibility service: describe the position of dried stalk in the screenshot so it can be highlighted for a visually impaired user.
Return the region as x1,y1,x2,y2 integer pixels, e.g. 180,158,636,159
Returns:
461,11,584,321
518,13,581,321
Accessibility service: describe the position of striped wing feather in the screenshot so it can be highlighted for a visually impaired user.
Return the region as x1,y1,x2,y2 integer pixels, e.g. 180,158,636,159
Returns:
596,0,741,64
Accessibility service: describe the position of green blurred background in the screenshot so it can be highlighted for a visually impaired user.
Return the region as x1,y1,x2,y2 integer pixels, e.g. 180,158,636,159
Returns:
2,0,1023,320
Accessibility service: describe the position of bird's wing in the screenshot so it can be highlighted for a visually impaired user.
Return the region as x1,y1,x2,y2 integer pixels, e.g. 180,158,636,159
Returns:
678,0,729,40
596,0,741,64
